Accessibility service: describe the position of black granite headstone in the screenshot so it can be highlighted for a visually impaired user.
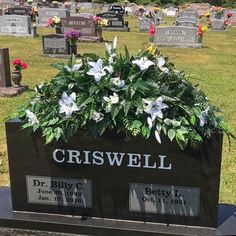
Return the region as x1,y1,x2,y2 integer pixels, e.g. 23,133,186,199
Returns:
97,11,124,28
0,48,11,87
8,6,31,15
5,119,223,229
42,34,70,55
108,5,125,15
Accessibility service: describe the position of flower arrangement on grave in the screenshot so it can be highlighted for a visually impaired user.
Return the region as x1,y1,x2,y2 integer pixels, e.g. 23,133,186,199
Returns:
12,59,28,71
64,30,82,45
149,23,156,43
92,16,108,29
143,11,155,19
26,0,33,4
196,25,208,37
204,12,211,18
47,16,61,28
64,30,82,55
213,7,224,18
151,7,160,13
14,37,233,149
64,1,72,9
30,7,38,22
11,59,28,87
227,12,233,18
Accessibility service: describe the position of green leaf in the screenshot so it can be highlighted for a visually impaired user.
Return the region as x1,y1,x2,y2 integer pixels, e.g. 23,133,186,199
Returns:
54,127,63,140
111,105,121,121
190,115,196,125
193,107,202,117
124,101,132,116
45,132,55,144
168,129,176,141
141,126,151,138
131,120,142,129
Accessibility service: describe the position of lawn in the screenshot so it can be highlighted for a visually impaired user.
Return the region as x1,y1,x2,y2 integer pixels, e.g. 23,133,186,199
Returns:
0,16,235,204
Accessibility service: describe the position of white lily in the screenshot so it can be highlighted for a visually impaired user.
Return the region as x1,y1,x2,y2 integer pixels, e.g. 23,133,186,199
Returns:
132,57,154,71
26,109,39,125
199,107,209,127
64,64,82,72
157,57,169,73
58,92,79,118
87,58,106,82
155,130,162,144
111,77,125,88
105,42,112,54
103,92,119,104
113,36,117,49
91,111,104,123
104,65,114,74
143,97,168,128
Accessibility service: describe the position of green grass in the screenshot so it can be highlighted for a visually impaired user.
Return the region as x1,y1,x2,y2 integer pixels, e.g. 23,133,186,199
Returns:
0,17,235,204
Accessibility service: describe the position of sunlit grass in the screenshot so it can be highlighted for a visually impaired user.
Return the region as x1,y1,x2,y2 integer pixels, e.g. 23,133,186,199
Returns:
0,16,235,204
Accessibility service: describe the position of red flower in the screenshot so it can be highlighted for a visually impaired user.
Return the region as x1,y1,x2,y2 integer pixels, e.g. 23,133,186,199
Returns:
21,63,28,69
149,23,156,36
227,12,233,18
12,58,28,71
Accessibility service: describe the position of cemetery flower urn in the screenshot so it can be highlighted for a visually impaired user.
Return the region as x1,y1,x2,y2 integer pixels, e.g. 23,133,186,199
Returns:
11,70,22,87
55,25,62,34
11,59,28,87
8,38,234,232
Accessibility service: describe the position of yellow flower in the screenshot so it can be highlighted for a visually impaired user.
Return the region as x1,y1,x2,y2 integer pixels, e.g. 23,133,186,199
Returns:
204,12,210,17
53,16,61,24
201,26,208,32
76,59,82,64
147,43,156,55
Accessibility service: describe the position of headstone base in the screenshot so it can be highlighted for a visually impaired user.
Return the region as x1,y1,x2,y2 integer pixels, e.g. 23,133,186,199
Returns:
102,27,130,32
0,33,37,38
78,36,103,43
0,85,29,97
0,187,235,236
156,42,202,48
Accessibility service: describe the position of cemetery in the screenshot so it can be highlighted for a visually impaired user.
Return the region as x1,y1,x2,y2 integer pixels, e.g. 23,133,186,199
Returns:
0,0,236,235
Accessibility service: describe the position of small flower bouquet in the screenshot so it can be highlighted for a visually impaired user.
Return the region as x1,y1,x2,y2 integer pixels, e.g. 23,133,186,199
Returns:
46,16,61,28
15,38,233,149
196,25,208,37
227,12,233,18
92,16,108,29
12,59,28,71
64,30,82,45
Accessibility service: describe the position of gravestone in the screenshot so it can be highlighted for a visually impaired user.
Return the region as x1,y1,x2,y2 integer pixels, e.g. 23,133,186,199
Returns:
77,2,92,9
97,11,129,32
176,17,197,27
42,34,70,56
181,9,197,18
210,19,225,31
165,7,177,17
108,5,125,15
0,15,36,37
155,26,202,48
2,119,229,235
0,2,14,10
139,18,152,32
8,6,31,15
38,8,69,27
61,16,102,42
0,48,11,87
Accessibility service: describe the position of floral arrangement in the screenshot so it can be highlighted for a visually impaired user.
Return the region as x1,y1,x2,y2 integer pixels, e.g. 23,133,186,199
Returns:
64,1,72,9
92,16,108,29
64,30,82,45
27,0,33,3
196,25,208,37
12,59,28,71
204,12,211,18
47,16,61,27
15,38,233,149
227,12,233,18
143,11,155,19
151,7,160,13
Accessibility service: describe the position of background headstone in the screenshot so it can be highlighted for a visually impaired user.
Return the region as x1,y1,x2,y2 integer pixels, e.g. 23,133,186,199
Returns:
42,34,70,55
139,18,152,32
155,26,201,48
0,48,11,87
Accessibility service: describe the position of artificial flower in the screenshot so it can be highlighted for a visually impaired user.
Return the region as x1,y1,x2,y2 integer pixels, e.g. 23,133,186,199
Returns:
26,109,39,125
199,107,209,127
87,58,106,82
143,97,169,128
111,77,125,88
157,57,169,73
132,57,154,71
64,64,82,72
113,36,117,49
59,92,79,117
91,111,104,122
104,65,114,74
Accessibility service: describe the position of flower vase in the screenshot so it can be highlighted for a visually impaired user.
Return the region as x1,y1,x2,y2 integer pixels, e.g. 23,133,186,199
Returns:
11,70,22,87
70,44,77,55
95,28,102,39
55,26,62,34
197,35,202,44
